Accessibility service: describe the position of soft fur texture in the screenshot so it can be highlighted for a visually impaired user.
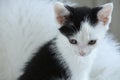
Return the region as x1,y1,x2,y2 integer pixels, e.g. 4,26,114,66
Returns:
0,0,120,80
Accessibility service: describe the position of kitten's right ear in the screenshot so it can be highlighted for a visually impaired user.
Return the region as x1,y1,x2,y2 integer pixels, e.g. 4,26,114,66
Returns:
54,2,70,26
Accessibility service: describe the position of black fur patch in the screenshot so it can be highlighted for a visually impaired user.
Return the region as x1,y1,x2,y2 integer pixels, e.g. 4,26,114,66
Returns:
59,6,102,37
18,39,70,80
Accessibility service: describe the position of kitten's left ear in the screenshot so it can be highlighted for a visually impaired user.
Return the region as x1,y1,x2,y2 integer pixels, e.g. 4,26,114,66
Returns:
54,2,70,26
97,3,113,25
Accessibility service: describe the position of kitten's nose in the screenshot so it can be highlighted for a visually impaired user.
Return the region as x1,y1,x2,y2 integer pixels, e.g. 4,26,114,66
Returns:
80,51,86,56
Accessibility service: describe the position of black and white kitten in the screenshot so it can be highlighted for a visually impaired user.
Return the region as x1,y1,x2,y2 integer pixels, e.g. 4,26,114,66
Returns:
18,2,116,80
0,1,120,80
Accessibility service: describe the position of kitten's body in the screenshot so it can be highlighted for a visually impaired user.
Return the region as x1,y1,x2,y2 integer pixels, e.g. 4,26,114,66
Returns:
0,0,120,80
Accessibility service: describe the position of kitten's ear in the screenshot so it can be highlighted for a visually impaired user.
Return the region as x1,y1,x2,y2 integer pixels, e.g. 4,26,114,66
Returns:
97,3,113,25
54,2,70,26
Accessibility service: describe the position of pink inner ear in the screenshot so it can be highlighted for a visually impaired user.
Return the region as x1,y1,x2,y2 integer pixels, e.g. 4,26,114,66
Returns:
97,4,113,25
57,16,65,25
98,13,109,25
54,2,70,25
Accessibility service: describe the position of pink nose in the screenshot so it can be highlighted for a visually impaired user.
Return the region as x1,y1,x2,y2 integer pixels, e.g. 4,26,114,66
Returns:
80,51,86,56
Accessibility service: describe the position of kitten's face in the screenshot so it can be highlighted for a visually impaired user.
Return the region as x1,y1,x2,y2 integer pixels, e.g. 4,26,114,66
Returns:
62,21,107,56
54,2,113,56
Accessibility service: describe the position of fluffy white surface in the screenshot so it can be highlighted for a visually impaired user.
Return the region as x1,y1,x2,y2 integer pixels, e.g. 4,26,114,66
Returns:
0,0,120,80
91,35,120,80
0,0,57,80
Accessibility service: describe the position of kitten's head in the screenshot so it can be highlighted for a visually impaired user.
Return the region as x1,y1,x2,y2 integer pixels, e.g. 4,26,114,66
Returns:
54,2,113,56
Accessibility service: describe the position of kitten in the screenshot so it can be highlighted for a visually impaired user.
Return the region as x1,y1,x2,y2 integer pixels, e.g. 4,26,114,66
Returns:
18,2,115,80
0,1,120,80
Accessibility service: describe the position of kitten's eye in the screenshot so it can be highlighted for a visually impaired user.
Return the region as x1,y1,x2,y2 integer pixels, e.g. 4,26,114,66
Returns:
69,39,77,44
88,40,96,45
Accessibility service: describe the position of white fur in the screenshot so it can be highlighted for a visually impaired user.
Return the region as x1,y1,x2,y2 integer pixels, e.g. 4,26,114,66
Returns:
0,0,57,80
56,32,97,80
0,0,120,80
90,35,120,80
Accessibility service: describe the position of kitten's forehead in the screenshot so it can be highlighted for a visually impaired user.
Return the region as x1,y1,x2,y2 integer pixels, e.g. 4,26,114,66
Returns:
80,22,97,38
81,22,93,35
59,6,102,37
75,21,106,42
75,22,96,41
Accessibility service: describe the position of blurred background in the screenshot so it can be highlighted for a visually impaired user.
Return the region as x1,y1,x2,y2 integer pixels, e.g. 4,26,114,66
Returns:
66,0,120,42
